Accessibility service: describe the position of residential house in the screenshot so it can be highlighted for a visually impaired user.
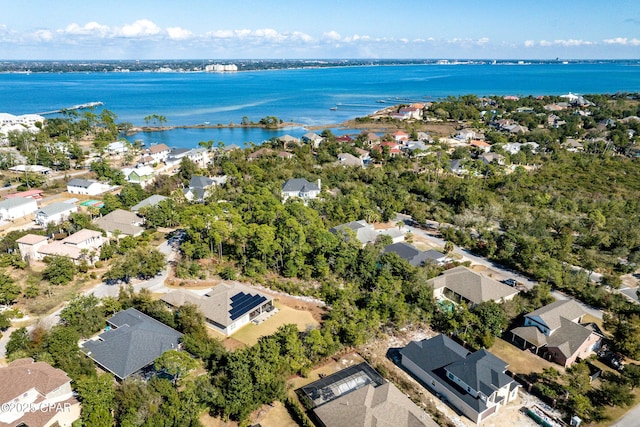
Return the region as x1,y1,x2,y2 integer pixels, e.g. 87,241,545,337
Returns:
510,300,603,367
416,131,432,142
504,124,528,134
336,152,364,167
0,197,38,221
298,362,437,427
330,220,377,245
406,141,430,157
17,229,103,263
184,175,226,202
393,131,409,143
0,358,81,427
4,189,44,200
479,152,505,166
354,148,371,164
81,308,183,381
136,155,155,166
383,242,436,267
166,147,210,168
470,140,491,153
277,151,294,160
400,334,520,424
35,202,78,226
16,234,48,261
563,139,584,152
145,143,171,163
278,135,301,148
423,249,449,265
107,140,130,154
122,166,156,188
398,106,423,120
364,132,381,146
161,282,274,336
66,178,110,196
301,132,324,148
372,141,401,157
449,159,468,175
456,129,478,142
93,209,144,238
428,266,518,307
131,194,169,213
336,134,353,143
281,178,321,203
247,147,274,161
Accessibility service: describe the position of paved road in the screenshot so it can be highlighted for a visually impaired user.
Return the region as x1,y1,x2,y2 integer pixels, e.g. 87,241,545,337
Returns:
396,213,604,320
611,402,640,427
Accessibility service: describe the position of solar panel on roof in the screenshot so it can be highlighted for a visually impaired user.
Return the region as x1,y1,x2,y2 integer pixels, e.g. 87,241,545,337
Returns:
229,292,267,320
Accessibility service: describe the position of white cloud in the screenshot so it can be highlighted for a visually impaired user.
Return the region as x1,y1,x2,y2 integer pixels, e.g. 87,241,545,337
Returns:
524,40,536,47
117,19,161,38
64,22,110,37
322,31,341,41
603,37,640,46
34,30,53,41
167,27,192,40
477,37,489,45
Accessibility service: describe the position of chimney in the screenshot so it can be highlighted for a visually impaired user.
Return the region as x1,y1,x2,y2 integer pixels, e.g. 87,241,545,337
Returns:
317,178,321,191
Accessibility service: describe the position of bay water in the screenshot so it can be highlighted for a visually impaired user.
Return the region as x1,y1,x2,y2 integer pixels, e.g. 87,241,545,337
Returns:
1,62,639,148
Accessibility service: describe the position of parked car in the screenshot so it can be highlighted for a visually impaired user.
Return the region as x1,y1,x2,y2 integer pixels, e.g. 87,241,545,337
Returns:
503,278,518,287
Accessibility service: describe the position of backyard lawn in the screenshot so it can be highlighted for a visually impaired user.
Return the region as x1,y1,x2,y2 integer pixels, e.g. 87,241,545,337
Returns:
229,302,319,346
490,337,565,375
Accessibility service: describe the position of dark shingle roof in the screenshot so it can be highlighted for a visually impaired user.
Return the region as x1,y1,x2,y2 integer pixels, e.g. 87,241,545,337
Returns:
81,308,182,380
67,178,96,188
282,178,319,192
444,349,511,397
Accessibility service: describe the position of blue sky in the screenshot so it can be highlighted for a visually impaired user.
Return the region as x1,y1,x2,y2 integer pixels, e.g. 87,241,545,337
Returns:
1,0,639,60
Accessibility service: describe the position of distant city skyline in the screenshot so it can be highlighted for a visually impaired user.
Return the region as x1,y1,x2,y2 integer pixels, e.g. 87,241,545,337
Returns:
2,0,639,60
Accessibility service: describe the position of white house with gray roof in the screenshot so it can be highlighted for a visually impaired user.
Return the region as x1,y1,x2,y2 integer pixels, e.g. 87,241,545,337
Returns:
0,197,38,221
66,178,110,196
400,334,520,424
281,178,321,204
35,202,78,226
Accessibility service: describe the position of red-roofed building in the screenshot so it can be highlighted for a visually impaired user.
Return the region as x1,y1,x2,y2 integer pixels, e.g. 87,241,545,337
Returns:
5,189,44,200
470,140,491,153
393,131,409,142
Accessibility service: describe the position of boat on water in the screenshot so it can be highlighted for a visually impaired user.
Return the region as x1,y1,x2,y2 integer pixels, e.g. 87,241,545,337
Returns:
329,107,338,111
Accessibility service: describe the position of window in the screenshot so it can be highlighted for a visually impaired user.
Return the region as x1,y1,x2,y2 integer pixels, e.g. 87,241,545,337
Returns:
447,372,454,380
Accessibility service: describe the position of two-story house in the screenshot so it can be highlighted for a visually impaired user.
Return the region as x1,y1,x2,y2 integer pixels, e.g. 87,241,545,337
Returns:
510,300,603,367
0,358,81,427
281,178,321,204
400,334,520,424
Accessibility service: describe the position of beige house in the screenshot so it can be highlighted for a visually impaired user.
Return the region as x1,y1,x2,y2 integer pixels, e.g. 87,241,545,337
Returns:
17,229,103,263
161,282,274,336
428,266,518,307
510,300,603,367
0,358,81,427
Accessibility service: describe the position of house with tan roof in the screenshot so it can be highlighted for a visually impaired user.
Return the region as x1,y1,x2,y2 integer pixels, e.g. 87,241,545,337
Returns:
17,229,103,263
93,209,144,238
0,358,81,427
428,266,518,307
161,282,274,336
510,300,603,367
145,143,170,163
336,152,364,167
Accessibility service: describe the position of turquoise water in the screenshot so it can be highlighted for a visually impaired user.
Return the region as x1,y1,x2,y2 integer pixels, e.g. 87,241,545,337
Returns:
2,63,639,148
